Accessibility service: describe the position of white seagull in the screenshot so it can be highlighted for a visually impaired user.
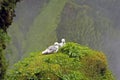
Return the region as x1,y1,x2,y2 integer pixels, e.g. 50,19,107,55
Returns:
59,38,66,48
42,42,59,54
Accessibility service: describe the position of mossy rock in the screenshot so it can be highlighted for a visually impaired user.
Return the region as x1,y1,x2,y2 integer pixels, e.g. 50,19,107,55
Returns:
6,42,114,80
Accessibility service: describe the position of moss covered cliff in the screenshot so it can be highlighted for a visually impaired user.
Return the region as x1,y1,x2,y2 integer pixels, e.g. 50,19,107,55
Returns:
0,0,20,79
6,42,114,80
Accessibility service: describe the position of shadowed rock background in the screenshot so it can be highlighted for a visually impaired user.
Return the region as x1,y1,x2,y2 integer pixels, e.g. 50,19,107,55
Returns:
6,0,120,79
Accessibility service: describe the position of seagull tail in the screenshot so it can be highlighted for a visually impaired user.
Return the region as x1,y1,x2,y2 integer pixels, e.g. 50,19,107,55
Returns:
42,50,48,54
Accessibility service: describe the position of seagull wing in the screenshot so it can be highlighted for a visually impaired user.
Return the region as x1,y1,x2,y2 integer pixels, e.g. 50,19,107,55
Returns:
47,45,57,53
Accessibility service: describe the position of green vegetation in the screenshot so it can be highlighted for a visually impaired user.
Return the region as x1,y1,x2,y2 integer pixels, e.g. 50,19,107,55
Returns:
0,29,10,79
6,42,114,80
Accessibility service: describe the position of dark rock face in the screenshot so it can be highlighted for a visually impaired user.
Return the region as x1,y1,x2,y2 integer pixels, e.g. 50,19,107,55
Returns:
0,0,20,32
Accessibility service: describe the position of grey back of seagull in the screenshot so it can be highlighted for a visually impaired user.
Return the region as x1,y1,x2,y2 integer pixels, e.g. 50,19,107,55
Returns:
47,45,57,53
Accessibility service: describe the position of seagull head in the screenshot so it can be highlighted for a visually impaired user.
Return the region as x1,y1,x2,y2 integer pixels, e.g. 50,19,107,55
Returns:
54,42,59,46
61,38,65,43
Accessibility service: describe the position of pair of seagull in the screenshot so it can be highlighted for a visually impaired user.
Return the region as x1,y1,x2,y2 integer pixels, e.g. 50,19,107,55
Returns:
42,39,65,54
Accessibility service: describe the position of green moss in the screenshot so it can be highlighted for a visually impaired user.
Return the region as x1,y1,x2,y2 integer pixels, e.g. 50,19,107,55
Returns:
0,29,10,79
6,42,114,80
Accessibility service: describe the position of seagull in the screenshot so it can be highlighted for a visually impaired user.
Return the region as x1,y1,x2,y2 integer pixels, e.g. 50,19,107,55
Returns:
42,42,59,54
59,38,66,48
